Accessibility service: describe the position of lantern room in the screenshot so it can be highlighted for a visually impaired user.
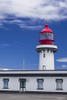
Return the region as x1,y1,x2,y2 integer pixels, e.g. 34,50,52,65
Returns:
39,24,54,45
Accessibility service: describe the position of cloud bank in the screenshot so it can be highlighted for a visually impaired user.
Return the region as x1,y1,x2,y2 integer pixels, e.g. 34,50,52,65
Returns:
0,0,67,29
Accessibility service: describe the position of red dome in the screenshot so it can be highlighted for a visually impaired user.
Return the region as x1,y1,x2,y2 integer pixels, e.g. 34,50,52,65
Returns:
40,24,53,34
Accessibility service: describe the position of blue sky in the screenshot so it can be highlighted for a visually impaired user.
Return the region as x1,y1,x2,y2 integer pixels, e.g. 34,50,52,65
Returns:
0,0,67,70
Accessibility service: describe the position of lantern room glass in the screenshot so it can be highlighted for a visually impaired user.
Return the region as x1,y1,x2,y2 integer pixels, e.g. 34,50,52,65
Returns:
40,33,53,40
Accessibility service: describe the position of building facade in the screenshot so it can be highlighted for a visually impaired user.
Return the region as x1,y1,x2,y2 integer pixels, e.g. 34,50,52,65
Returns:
0,70,67,93
0,24,67,93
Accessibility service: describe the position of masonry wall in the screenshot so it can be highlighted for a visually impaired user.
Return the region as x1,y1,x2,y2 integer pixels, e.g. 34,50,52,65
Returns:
0,77,19,91
39,50,54,70
26,77,67,92
0,76,67,92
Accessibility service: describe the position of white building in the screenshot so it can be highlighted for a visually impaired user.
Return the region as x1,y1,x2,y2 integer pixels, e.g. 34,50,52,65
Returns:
0,70,67,93
0,24,67,93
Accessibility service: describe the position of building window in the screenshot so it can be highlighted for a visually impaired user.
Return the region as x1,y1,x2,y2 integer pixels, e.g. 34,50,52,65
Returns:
37,79,44,89
3,79,9,89
56,79,63,90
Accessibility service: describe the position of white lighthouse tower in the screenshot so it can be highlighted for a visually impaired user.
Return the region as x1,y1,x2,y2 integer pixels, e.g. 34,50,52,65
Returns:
36,24,57,70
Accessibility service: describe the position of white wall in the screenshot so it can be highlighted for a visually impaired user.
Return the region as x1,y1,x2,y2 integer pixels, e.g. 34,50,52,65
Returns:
0,76,67,93
26,77,37,91
0,77,19,91
39,50,54,70
26,77,67,92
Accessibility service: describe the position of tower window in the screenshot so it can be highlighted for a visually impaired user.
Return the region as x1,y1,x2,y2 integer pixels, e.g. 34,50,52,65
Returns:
56,79,63,90
43,54,45,58
37,79,44,89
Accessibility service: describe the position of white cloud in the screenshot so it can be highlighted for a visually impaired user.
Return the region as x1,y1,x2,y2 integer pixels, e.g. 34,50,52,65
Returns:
19,24,42,30
0,44,9,47
0,0,67,28
56,58,67,62
61,65,67,68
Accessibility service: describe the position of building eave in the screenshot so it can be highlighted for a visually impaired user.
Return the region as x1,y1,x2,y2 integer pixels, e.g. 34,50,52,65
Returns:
0,70,67,77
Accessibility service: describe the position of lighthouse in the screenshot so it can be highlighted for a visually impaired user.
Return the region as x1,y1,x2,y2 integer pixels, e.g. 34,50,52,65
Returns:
36,24,57,70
